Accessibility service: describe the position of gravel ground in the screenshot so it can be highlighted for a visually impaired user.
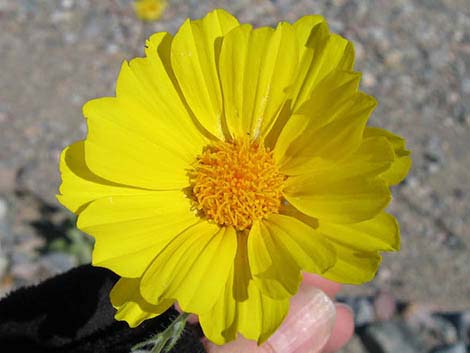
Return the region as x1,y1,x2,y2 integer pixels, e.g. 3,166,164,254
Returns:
0,1,469,352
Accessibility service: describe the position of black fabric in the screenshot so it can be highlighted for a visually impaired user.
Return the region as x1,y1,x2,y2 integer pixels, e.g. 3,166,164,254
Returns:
0,264,206,353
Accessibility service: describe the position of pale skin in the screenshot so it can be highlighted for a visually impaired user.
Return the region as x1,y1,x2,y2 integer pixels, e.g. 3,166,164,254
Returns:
179,274,355,353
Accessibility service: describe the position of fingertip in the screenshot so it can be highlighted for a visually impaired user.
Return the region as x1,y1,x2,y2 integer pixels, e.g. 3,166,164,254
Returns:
205,286,337,353
266,285,336,353
302,273,342,298
322,303,354,353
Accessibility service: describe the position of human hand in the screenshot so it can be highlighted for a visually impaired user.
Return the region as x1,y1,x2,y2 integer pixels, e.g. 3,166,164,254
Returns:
201,273,354,353
0,265,353,353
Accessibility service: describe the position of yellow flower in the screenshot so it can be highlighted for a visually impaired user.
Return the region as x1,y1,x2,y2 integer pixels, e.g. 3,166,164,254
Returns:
57,9,411,344
133,0,166,21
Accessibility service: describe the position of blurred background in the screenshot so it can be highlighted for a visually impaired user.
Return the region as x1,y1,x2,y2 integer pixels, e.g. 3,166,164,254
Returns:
0,0,469,352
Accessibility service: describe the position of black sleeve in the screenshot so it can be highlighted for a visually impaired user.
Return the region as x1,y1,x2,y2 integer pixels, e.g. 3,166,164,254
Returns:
0,264,206,353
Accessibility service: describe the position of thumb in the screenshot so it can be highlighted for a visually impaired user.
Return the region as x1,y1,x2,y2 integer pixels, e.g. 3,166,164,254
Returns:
205,283,336,353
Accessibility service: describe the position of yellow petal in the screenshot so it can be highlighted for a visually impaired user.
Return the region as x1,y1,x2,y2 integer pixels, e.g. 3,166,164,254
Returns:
77,192,198,278
199,233,251,344
318,212,400,252
281,134,395,178
278,204,397,282
198,267,237,345
171,9,239,138
84,98,195,190
247,221,302,299
140,223,237,314
262,214,336,273
111,277,174,327
199,272,290,345
321,242,382,284
84,65,206,190
83,31,207,190
199,234,290,344
275,77,375,173
237,278,290,344
292,15,325,60
273,69,360,158
364,127,412,185
230,233,290,344
57,141,151,214
219,22,298,139
290,18,355,111
285,174,391,224
261,15,327,147
118,31,207,152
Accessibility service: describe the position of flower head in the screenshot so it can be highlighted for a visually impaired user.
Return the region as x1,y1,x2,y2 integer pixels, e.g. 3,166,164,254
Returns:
58,9,411,344
133,0,166,21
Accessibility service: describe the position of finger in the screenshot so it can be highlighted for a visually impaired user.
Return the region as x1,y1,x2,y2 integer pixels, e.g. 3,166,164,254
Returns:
205,283,336,353
302,273,342,298
322,304,354,353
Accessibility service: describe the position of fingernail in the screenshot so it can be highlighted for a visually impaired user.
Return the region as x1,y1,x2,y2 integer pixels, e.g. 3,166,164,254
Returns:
265,284,336,353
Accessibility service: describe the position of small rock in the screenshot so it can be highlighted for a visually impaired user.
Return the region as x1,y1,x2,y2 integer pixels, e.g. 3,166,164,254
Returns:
339,296,376,326
0,166,16,193
360,321,427,353
363,71,377,88
61,0,74,9
430,342,467,353
374,291,397,321
405,304,460,347
385,50,403,67
39,252,76,274
0,197,7,220
438,311,470,344
354,297,376,326
428,314,460,345
460,311,470,344
462,78,470,95
10,260,38,282
0,257,8,281
425,135,444,162
0,197,11,280
452,188,465,200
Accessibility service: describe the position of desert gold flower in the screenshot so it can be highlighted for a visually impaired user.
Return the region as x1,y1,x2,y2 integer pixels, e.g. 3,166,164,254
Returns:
57,9,411,344
133,0,166,21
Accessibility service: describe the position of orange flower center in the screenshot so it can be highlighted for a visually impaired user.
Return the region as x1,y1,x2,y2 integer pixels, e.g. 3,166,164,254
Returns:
190,138,285,231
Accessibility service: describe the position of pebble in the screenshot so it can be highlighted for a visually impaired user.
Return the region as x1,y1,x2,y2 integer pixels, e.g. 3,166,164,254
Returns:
39,252,77,274
354,297,376,326
374,291,397,321
437,311,470,345
0,257,8,281
339,296,376,326
0,198,7,220
461,78,470,95
404,304,465,349
0,166,16,193
428,314,460,346
360,321,427,353
431,342,467,353
10,260,38,283
0,197,10,280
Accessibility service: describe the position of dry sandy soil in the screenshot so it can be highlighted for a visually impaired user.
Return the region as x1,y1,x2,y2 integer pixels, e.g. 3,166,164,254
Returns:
0,1,469,352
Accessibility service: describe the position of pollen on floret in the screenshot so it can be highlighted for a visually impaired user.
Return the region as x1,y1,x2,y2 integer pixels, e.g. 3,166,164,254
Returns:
189,138,286,231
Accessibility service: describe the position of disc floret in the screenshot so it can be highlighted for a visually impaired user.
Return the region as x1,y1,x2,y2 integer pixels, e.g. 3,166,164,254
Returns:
190,138,285,230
